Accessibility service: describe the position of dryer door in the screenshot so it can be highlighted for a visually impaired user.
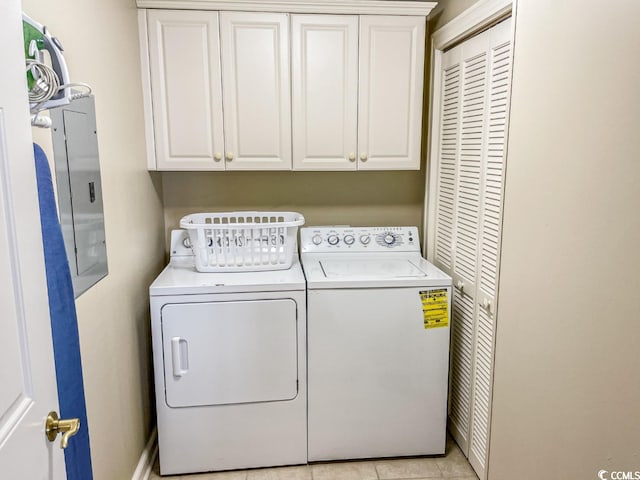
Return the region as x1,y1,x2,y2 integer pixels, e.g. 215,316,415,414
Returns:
161,299,298,407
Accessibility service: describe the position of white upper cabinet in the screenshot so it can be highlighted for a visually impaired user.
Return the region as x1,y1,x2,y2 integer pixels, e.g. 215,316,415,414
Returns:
146,10,225,170
291,15,358,171
139,3,432,171
291,15,425,171
220,12,292,170
358,16,425,170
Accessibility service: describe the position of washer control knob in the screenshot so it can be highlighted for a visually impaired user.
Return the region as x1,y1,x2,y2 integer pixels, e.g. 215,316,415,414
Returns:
384,234,396,245
312,234,323,245
344,234,355,245
327,234,340,246
360,234,371,245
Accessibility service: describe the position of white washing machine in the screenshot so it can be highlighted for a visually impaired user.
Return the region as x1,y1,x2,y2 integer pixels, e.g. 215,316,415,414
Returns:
301,226,452,462
150,231,307,475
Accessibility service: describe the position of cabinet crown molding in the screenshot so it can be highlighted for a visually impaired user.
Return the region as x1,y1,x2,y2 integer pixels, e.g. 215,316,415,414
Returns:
136,0,437,16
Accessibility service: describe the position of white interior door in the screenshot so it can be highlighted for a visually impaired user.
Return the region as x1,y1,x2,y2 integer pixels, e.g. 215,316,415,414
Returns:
147,10,225,170
358,16,425,170
291,14,358,170
447,30,486,458
467,18,512,478
0,1,65,478
220,12,292,170
427,16,513,480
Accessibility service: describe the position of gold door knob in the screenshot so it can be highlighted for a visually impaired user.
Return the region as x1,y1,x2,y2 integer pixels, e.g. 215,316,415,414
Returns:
46,411,80,449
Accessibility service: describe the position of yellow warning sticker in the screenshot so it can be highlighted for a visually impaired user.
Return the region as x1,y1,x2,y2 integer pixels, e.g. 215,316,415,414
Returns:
420,289,449,329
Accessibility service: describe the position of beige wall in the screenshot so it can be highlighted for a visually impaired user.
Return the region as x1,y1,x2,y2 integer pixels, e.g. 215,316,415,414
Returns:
428,0,481,31
22,0,165,478
162,170,424,240
491,0,640,478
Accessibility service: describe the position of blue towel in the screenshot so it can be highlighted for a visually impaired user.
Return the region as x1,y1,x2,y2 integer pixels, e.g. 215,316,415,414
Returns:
34,143,93,480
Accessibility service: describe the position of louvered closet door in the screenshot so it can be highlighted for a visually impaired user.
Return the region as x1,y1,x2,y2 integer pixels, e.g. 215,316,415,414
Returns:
468,18,512,478
454,30,489,461
434,42,475,455
429,16,512,480
437,34,490,458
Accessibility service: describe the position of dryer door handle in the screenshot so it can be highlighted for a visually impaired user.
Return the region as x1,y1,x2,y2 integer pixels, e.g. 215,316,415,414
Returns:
171,337,189,377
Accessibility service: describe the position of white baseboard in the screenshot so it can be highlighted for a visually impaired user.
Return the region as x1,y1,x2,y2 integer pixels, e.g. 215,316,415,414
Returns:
131,427,158,480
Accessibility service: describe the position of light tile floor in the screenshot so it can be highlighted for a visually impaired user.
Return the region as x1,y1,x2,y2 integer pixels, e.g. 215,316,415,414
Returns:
149,436,477,480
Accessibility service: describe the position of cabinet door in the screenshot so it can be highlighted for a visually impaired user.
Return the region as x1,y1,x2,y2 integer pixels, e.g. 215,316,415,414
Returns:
291,15,358,171
147,10,225,170
220,12,292,170
358,16,425,170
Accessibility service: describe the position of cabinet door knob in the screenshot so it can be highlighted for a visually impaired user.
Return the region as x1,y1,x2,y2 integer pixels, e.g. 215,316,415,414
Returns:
214,152,222,161
225,152,234,161
456,280,464,292
348,152,356,162
360,152,368,162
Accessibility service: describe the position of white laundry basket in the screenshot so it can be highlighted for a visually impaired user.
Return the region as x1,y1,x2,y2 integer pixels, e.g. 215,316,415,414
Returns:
179,211,305,272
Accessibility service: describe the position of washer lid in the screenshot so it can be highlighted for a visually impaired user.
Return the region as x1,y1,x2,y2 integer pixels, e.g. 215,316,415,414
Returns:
302,253,451,289
320,258,427,278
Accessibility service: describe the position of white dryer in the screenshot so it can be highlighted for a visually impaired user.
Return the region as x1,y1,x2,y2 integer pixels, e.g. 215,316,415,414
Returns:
301,226,452,462
150,231,307,475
